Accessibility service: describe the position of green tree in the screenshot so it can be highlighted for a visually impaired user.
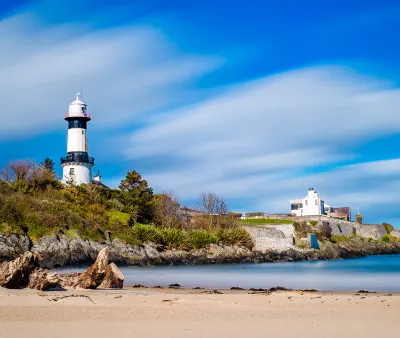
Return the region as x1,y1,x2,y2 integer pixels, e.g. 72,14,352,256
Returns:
119,171,154,224
40,158,56,179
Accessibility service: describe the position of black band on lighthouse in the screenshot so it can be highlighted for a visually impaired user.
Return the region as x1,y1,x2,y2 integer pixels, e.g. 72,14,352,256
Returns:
61,152,95,165
68,119,87,129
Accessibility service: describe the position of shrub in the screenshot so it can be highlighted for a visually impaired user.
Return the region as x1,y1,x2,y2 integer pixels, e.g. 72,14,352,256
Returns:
216,228,253,249
108,211,130,226
131,223,159,243
382,223,395,234
381,235,391,243
186,230,218,250
309,220,318,227
0,198,24,226
158,227,186,248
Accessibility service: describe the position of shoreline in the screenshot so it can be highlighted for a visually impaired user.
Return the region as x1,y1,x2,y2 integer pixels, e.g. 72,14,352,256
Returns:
1,286,399,338
2,231,400,269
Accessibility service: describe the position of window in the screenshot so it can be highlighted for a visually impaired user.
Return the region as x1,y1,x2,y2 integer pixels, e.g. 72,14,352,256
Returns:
315,199,318,205
305,200,308,206
69,168,75,175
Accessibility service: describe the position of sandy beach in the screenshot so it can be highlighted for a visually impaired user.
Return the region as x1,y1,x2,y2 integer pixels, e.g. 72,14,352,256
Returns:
0,287,399,338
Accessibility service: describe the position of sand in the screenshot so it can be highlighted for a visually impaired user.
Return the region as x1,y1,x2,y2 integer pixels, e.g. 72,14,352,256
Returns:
0,286,399,338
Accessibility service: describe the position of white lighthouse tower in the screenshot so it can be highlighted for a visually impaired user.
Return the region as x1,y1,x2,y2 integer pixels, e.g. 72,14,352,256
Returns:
61,93,95,185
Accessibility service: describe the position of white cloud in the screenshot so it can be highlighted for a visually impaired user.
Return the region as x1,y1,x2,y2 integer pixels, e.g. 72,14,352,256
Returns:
0,11,222,139
122,65,400,223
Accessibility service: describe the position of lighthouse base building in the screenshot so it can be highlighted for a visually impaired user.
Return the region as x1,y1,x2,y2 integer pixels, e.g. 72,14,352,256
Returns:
61,93,95,185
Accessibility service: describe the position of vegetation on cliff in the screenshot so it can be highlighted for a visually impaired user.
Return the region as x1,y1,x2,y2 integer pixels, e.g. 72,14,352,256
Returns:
0,160,253,250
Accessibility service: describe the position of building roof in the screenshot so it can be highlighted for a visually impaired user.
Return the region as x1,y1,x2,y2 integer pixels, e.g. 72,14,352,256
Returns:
289,199,302,204
333,207,351,218
92,180,110,189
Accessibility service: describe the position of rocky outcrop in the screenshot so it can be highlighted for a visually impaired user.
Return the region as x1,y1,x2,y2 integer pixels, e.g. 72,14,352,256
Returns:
31,234,72,268
77,247,109,289
318,241,343,260
330,237,400,258
59,247,124,289
1,249,124,290
0,233,31,262
1,231,400,271
0,252,38,289
99,263,124,289
28,269,60,290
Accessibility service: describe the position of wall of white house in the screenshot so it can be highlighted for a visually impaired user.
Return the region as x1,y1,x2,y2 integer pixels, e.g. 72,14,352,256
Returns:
290,189,325,216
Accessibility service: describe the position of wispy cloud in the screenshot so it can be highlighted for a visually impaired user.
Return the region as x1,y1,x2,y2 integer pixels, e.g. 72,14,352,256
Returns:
0,10,222,139
120,65,400,222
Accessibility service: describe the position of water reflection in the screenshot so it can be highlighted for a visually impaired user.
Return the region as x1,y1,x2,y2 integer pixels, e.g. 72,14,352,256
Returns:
58,255,400,292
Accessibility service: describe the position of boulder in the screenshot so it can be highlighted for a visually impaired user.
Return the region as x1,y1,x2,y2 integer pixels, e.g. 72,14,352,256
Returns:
28,269,60,290
77,247,109,289
31,234,70,268
0,233,31,262
0,252,39,289
314,221,332,240
318,241,342,260
99,263,124,289
59,272,81,289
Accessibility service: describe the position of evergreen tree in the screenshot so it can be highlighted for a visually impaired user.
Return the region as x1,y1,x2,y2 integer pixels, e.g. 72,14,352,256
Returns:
40,158,56,179
119,170,154,224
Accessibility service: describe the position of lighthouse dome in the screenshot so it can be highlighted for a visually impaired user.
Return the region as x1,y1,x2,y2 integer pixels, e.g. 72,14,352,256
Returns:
67,93,89,118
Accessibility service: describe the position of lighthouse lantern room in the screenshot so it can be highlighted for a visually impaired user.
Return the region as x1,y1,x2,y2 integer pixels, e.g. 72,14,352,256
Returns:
61,93,95,185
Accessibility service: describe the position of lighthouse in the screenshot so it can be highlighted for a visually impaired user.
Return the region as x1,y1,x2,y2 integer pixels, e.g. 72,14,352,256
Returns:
61,93,95,185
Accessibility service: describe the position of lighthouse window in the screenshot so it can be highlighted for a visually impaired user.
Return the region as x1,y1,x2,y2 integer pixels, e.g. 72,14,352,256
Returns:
69,168,75,175
82,130,84,135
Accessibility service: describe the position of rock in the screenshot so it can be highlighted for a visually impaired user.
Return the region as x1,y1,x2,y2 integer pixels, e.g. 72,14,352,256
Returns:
0,233,31,262
244,226,293,252
78,247,109,289
0,252,39,289
318,241,342,259
31,234,71,268
59,272,81,289
28,269,60,290
99,263,124,289
69,237,92,264
314,221,332,240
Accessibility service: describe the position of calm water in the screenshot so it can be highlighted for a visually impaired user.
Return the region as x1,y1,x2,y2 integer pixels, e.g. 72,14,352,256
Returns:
58,255,400,292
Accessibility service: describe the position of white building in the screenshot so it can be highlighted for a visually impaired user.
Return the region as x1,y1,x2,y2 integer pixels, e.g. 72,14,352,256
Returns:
61,93,95,185
289,188,325,216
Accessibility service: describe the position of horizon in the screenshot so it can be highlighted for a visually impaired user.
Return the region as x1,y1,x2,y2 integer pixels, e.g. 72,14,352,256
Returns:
1,0,399,225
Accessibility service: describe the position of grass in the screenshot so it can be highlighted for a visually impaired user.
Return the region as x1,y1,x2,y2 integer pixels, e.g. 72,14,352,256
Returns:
381,234,399,243
240,218,293,225
107,211,130,225
331,235,352,243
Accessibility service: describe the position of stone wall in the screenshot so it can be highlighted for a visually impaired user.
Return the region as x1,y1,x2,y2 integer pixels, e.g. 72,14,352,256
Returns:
243,226,295,252
265,224,295,238
265,215,388,240
355,224,387,240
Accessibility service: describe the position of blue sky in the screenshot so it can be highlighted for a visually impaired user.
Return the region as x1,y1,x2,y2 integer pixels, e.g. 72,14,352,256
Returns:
1,0,400,224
